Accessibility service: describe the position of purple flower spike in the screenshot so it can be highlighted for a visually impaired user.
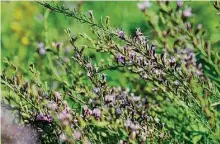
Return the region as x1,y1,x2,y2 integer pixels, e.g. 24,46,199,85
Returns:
73,130,82,140
36,113,44,121
55,91,61,100
116,55,125,64
47,115,53,123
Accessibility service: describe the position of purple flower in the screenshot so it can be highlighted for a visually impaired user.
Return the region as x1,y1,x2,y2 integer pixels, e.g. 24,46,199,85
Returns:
39,48,46,55
73,130,82,140
93,108,101,119
116,107,122,115
118,30,125,39
37,42,46,55
55,91,61,100
83,105,92,119
137,0,151,12
183,8,192,17
116,55,125,64
36,113,44,121
46,115,53,123
58,109,72,121
177,1,183,7
36,114,52,123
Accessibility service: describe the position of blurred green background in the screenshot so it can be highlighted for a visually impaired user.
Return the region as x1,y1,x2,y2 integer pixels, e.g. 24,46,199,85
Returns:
1,1,219,90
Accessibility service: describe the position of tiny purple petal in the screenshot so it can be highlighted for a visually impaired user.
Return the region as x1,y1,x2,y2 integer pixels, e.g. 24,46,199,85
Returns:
55,91,61,100
183,8,192,17
93,108,101,119
39,48,46,55
177,1,183,7
118,30,125,39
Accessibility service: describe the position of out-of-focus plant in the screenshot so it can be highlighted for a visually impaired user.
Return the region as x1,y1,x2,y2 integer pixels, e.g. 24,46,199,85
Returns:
1,1,220,143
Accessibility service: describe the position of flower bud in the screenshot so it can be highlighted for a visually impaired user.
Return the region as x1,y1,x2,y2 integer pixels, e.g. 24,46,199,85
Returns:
183,8,192,17
118,30,125,39
93,108,101,119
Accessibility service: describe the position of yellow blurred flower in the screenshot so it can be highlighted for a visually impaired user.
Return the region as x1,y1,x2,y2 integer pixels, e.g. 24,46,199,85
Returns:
24,2,37,14
15,9,23,21
11,22,22,32
21,36,29,46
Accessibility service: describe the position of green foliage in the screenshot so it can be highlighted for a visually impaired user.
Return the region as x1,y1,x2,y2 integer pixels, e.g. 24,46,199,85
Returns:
1,1,220,144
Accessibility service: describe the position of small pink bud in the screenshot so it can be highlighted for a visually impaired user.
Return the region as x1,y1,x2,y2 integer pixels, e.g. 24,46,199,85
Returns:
183,8,192,17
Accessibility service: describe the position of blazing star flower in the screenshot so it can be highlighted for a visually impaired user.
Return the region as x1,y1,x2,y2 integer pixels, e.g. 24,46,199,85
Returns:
118,30,125,39
183,8,192,17
116,54,125,64
93,108,101,119
46,115,53,123
83,105,93,119
36,114,52,123
37,42,46,55
73,130,82,140
137,0,152,12
36,113,44,121
177,1,183,7
116,107,122,115
55,91,61,100
39,48,46,55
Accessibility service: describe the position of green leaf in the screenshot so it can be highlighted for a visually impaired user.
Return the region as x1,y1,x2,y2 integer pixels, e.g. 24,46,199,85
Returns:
192,134,202,144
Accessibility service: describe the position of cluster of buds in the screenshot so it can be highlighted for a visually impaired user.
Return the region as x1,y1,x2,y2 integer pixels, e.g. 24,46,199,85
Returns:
118,30,125,40
116,54,125,64
36,113,53,123
58,109,72,126
37,42,46,55
83,106,101,120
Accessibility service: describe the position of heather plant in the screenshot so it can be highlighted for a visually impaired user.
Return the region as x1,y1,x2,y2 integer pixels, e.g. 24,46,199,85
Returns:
1,1,220,144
